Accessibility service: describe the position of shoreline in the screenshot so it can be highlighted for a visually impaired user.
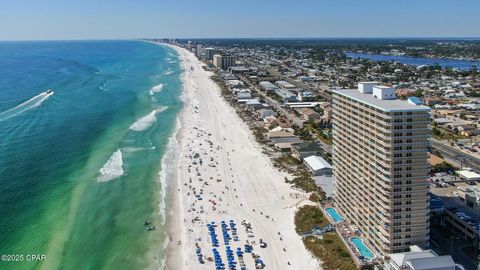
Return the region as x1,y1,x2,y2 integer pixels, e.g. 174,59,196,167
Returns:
163,118,186,270
162,43,320,270
139,41,187,270
163,43,188,270
157,116,183,269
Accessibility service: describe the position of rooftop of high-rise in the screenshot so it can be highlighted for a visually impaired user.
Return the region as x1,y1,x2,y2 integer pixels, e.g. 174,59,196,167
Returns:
333,82,431,112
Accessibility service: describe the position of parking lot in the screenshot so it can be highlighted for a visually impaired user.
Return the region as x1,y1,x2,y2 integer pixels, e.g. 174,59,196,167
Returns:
429,176,480,270
431,181,480,230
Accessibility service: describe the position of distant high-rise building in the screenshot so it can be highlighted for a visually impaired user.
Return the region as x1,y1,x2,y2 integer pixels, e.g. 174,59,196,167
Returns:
204,47,215,60
213,54,236,70
332,82,431,256
196,44,204,58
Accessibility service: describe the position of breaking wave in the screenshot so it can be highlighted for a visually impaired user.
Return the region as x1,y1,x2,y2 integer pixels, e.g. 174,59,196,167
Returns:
149,83,164,96
97,149,124,182
129,107,167,132
122,146,156,153
163,70,174,76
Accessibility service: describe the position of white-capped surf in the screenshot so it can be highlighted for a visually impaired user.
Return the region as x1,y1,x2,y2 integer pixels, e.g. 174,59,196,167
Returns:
129,107,168,132
97,149,124,182
149,83,164,96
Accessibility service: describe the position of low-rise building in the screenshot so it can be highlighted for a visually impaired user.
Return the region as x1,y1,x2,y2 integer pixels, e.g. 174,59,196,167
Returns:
225,79,244,89
291,142,323,160
259,81,279,93
243,99,268,113
303,155,332,176
456,125,480,137
236,89,252,101
465,188,480,212
457,169,480,182
275,80,296,89
274,89,297,102
257,109,277,120
433,117,452,125
265,130,302,151
378,245,458,270
297,91,316,101
228,66,250,74
298,108,321,123
264,117,292,129
444,90,466,99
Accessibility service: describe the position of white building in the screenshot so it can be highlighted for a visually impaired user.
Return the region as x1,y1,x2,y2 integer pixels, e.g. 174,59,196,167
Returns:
457,169,480,182
274,89,297,102
378,245,460,270
259,81,278,92
303,155,332,176
275,80,296,89
236,89,252,101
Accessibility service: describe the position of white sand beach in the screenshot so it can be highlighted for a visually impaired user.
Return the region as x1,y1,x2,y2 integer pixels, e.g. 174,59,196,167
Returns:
164,44,320,270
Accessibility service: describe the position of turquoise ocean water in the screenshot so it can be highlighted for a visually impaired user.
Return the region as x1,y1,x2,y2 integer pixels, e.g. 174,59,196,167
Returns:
0,40,183,269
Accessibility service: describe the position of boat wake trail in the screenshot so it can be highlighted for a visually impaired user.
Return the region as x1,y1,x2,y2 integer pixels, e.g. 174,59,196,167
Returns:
97,149,124,182
149,83,164,96
0,90,53,122
129,107,168,132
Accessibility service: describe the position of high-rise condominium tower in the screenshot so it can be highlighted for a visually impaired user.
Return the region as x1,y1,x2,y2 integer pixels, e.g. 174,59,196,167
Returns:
332,82,430,256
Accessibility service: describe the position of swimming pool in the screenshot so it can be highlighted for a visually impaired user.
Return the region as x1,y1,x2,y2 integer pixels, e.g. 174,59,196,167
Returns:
325,207,344,223
350,237,376,262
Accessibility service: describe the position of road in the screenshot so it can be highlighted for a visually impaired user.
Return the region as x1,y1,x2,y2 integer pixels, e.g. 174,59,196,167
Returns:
264,66,332,100
239,74,304,128
242,58,332,100
431,139,480,172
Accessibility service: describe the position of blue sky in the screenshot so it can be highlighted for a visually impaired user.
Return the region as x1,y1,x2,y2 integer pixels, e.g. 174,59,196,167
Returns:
0,0,478,40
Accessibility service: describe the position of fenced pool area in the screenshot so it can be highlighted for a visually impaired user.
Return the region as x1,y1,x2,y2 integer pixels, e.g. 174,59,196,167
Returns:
325,207,344,223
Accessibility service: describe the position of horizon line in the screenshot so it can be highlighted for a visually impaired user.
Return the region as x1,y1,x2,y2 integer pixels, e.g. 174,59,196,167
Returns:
1,36,480,42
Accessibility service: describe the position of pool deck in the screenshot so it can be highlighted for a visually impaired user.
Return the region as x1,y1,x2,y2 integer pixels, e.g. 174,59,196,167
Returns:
324,207,344,223
320,201,383,269
349,237,377,262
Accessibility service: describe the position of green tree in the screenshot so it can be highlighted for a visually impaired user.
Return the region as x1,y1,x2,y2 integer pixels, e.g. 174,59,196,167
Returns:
414,89,424,97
